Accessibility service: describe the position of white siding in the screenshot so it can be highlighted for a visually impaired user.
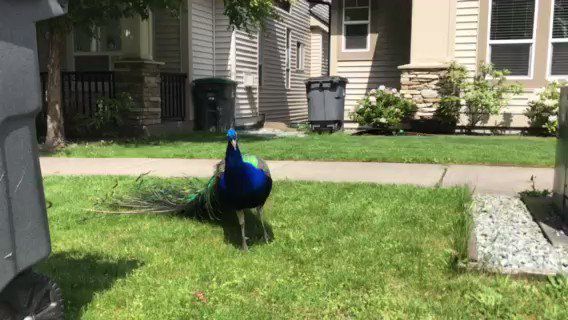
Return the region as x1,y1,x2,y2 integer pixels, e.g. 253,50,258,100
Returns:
259,1,312,123
234,30,260,119
154,9,182,72
214,0,233,79
336,0,411,116
191,0,214,79
310,27,328,77
310,3,329,23
453,0,535,127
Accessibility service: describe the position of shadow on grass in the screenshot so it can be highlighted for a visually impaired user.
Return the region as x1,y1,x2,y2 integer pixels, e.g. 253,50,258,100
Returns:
38,252,141,319
212,209,275,249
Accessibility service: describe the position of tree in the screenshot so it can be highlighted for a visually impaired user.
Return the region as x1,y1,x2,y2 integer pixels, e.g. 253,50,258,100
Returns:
41,0,277,150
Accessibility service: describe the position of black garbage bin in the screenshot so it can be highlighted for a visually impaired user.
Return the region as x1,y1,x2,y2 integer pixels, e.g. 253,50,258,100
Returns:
0,0,66,319
192,78,237,132
305,76,348,132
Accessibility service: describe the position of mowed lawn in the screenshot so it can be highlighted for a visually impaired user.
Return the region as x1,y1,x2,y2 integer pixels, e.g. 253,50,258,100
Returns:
39,176,568,319
51,133,556,167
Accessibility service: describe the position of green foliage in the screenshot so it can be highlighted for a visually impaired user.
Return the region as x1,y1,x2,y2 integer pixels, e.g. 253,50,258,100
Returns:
223,0,279,33
463,63,523,128
76,93,134,137
435,62,469,125
525,81,564,135
350,86,417,130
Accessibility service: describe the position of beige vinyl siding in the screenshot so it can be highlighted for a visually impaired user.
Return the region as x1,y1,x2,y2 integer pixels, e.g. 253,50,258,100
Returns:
336,1,411,117
310,3,329,23
191,0,214,79
154,9,182,72
214,0,233,79
234,30,260,119
259,1,311,123
453,0,535,127
310,28,328,77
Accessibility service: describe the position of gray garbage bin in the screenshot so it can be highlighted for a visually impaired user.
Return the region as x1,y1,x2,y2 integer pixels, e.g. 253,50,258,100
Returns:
192,78,237,132
305,76,348,132
0,1,66,319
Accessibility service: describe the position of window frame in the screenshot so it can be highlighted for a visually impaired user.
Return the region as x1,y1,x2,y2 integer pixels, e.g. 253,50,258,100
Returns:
547,0,568,79
285,28,292,90
342,0,371,53
485,0,539,80
296,42,305,71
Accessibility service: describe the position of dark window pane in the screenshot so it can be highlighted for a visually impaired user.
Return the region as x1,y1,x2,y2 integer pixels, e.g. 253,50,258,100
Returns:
274,0,290,12
490,0,535,40
345,24,368,49
490,43,531,76
74,56,110,72
552,43,568,75
344,0,358,7
345,8,368,21
553,0,568,38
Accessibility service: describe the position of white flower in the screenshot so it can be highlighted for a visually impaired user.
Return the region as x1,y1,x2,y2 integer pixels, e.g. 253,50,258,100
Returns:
549,115,558,122
391,88,398,94
544,99,557,107
379,117,387,123
369,89,377,95
378,85,386,91
369,95,377,104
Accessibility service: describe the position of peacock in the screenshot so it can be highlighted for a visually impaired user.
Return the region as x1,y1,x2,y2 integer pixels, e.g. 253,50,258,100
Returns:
111,129,273,251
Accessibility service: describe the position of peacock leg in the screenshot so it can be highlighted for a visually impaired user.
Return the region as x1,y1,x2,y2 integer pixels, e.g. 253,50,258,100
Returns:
237,211,248,251
256,206,269,243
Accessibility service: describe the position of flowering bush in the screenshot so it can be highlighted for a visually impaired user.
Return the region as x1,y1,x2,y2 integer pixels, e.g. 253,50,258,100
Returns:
525,81,564,135
463,63,523,128
350,85,417,129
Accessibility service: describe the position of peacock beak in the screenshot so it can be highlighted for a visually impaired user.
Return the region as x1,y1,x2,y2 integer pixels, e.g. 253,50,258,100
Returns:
231,139,237,150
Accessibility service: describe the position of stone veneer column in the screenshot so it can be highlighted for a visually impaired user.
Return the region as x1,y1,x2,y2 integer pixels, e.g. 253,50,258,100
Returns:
398,64,449,119
114,60,164,128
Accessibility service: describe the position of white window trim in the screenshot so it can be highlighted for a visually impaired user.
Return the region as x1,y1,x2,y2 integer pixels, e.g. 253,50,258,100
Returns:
285,28,291,90
342,0,371,53
297,42,305,71
547,0,568,80
486,0,539,80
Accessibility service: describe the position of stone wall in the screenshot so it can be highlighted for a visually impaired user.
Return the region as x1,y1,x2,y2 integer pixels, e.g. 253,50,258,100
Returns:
114,60,163,127
398,65,448,119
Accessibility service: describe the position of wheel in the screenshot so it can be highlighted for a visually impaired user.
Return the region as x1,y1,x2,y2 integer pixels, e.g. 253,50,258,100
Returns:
0,303,15,320
0,272,64,320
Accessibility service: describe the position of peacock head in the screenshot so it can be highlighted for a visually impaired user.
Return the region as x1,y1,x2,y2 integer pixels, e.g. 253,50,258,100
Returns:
227,128,238,150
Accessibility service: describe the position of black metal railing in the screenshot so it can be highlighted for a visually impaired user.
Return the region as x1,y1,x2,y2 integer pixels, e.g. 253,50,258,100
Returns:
160,72,187,121
40,71,116,118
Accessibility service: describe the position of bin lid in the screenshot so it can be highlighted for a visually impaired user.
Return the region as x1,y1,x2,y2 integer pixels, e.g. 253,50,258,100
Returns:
305,76,349,85
192,77,238,86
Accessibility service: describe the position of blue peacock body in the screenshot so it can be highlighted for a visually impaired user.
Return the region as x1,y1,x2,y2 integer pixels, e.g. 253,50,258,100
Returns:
116,129,272,251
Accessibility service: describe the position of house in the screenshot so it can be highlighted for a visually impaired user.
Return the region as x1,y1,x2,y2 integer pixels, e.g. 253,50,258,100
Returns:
328,0,567,129
36,0,330,133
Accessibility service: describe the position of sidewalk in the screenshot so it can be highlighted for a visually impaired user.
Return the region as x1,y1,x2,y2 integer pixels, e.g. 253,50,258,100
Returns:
40,157,554,195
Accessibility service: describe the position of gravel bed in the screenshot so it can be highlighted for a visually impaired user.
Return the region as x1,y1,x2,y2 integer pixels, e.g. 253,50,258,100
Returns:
242,128,306,138
472,195,568,275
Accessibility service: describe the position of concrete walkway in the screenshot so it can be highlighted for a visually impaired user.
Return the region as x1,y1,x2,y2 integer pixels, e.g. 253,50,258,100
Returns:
40,157,554,195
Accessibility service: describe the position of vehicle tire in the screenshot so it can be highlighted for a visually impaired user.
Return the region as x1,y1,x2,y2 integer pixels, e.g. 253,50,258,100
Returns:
0,272,64,320
0,303,15,320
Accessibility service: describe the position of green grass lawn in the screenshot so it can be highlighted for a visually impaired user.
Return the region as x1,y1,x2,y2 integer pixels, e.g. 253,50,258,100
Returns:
39,176,568,319
51,133,556,167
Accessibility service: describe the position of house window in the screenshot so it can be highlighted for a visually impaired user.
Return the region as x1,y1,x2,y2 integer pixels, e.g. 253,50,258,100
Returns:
296,42,305,70
488,0,536,77
285,29,291,89
274,0,291,12
343,0,370,51
74,20,122,53
551,0,568,76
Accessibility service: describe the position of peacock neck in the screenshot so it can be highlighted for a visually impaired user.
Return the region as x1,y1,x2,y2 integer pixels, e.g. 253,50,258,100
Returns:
225,142,243,170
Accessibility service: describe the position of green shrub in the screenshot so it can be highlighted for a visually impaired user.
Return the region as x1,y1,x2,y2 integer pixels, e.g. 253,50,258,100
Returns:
434,62,468,125
463,63,523,128
525,81,563,135
76,92,134,137
350,86,417,130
